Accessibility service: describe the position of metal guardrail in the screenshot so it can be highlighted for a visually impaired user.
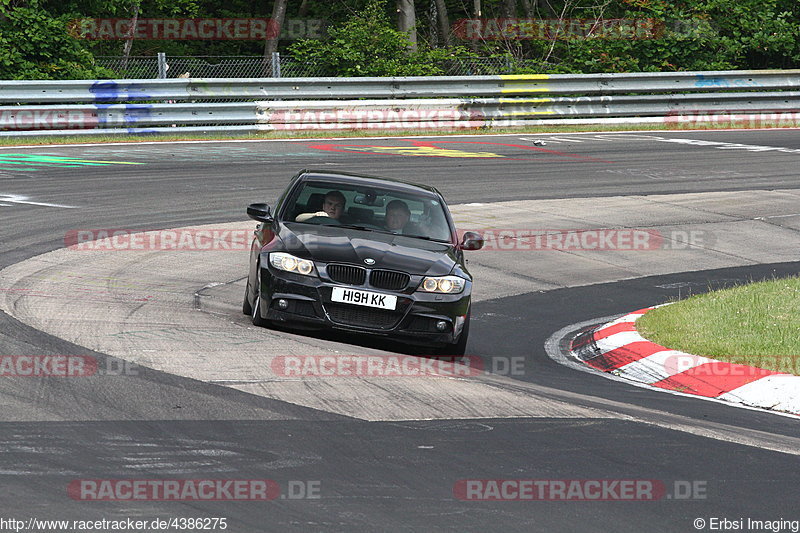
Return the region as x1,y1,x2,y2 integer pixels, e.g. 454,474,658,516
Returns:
1,70,799,135
3,71,799,103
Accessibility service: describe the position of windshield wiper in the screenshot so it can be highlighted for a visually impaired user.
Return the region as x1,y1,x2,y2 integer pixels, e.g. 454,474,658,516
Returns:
337,224,380,232
401,234,450,243
338,224,449,243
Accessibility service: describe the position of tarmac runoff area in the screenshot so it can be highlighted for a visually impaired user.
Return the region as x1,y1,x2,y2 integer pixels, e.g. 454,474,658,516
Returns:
1,188,799,421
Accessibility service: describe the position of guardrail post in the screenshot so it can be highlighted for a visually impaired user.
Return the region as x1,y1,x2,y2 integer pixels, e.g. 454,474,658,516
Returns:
157,52,167,79
271,52,281,78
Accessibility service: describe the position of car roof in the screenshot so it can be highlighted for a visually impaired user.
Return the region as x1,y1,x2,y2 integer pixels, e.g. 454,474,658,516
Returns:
295,170,442,198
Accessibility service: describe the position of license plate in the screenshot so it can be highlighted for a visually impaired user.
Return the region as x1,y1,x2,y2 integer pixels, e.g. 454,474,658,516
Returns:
331,287,397,310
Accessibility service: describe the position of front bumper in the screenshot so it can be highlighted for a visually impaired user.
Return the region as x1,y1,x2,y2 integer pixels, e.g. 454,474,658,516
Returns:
256,264,470,345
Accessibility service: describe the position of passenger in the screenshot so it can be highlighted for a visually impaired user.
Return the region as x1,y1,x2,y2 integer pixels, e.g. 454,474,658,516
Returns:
384,200,411,232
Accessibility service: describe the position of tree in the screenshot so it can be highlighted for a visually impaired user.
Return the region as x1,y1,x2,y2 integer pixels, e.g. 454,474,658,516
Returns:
2,0,799,80
396,0,416,51
501,0,517,17
120,1,140,70
0,0,114,79
288,0,456,76
264,0,287,58
433,0,451,46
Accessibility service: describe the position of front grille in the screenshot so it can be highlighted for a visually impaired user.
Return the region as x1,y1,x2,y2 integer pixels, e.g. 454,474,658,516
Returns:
369,269,410,291
326,303,403,329
327,264,366,285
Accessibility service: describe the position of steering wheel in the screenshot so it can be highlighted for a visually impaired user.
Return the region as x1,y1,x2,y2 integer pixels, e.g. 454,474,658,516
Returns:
354,222,385,231
304,216,341,225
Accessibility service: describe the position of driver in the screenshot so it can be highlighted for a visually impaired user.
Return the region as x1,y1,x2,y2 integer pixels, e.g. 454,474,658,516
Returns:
296,190,346,222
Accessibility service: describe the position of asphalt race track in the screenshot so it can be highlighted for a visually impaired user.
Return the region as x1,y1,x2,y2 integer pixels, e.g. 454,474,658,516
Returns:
0,130,798,532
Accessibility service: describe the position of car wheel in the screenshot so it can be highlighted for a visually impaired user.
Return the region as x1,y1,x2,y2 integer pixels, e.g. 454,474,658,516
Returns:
242,279,253,315
438,311,470,356
250,270,270,328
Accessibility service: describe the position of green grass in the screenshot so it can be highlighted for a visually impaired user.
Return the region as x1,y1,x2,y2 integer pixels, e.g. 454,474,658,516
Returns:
0,120,790,147
636,276,800,375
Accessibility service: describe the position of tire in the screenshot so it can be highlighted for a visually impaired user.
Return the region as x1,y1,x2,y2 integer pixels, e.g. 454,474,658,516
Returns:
242,279,253,315
438,311,470,356
250,270,270,328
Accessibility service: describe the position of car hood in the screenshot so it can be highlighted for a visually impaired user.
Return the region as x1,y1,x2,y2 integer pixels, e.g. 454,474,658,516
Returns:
279,223,458,277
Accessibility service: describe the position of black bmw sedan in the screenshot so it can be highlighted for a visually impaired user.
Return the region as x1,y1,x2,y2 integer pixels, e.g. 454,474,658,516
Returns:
243,170,483,355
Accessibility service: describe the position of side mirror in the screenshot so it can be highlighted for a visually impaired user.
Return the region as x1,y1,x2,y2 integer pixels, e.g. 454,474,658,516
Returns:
247,203,273,223
460,231,484,250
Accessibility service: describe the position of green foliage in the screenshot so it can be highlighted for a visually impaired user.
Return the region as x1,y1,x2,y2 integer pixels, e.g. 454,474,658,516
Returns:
1,0,800,79
535,0,800,72
0,2,114,79
288,0,454,77
637,275,800,365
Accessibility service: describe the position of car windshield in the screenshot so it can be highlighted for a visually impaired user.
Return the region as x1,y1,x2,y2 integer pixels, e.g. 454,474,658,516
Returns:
283,181,453,242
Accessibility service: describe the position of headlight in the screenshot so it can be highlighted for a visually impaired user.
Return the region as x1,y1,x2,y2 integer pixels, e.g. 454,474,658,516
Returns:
269,252,315,276
417,275,466,294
